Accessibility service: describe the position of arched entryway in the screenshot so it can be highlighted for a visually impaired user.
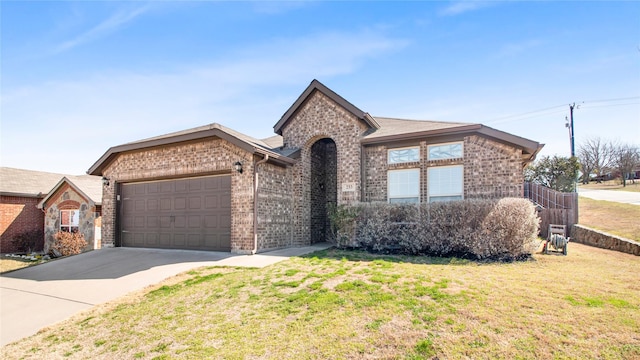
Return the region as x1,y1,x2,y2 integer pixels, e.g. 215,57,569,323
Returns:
310,138,337,244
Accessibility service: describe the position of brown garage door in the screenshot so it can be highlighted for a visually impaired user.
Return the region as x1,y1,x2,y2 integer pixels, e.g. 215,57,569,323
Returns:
120,175,231,251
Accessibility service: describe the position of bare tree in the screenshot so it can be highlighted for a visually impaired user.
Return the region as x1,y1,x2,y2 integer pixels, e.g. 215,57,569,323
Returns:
577,137,615,183
611,143,640,187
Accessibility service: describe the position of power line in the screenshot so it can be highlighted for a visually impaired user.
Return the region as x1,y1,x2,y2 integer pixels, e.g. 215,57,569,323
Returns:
484,97,640,125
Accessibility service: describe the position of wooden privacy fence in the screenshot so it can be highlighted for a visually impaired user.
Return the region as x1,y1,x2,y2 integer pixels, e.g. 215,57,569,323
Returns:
524,182,578,238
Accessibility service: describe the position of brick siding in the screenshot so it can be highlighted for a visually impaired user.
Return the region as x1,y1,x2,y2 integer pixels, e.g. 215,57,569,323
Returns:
280,91,368,244
256,162,293,250
100,138,259,253
362,135,524,203
0,196,44,253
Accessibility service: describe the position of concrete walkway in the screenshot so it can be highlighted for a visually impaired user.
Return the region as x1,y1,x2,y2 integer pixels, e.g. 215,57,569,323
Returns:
0,243,332,346
577,188,640,205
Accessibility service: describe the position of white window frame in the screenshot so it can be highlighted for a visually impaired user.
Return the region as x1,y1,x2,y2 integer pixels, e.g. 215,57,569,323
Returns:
388,146,420,164
427,165,463,203
60,209,80,233
388,168,420,203
427,141,463,161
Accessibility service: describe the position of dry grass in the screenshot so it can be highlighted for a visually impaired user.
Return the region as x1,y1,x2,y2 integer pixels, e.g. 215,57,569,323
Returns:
579,180,640,192
579,197,640,241
0,257,44,274
2,244,638,360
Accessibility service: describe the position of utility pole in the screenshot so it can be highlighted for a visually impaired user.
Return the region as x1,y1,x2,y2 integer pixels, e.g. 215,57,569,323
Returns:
566,103,576,157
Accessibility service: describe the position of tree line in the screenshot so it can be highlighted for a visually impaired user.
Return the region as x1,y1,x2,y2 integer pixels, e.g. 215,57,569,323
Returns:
525,137,640,192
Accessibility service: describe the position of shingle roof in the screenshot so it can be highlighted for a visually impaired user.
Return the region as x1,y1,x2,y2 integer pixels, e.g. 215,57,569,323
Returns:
37,175,102,208
364,117,479,141
88,123,295,175
0,167,68,198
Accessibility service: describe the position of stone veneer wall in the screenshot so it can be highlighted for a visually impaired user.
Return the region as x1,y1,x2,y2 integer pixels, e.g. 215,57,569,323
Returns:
281,91,369,244
256,161,293,251
363,135,524,202
0,196,44,253
43,184,98,253
571,224,640,256
101,138,256,253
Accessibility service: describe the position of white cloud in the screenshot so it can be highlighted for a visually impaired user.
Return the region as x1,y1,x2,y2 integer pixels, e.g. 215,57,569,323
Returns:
1,30,408,174
53,4,152,54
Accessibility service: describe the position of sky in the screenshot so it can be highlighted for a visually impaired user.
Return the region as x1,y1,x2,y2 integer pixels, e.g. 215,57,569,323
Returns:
1,1,639,175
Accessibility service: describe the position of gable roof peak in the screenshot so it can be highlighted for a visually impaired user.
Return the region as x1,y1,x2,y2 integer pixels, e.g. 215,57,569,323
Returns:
273,79,379,135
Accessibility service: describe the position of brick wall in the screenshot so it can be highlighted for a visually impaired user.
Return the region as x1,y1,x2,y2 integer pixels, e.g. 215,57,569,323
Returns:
363,135,524,203
0,196,44,253
463,135,524,198
281,91,369,244
256,162,293,250
100,138,256,253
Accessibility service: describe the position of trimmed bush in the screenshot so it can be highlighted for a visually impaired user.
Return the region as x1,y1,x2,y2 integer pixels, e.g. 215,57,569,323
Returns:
332,198,540,261
10,229,44,253
51,231,87,257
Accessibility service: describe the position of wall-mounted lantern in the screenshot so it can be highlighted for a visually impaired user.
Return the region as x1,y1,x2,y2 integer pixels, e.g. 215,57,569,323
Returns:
233,162,243,174
102,177,110,186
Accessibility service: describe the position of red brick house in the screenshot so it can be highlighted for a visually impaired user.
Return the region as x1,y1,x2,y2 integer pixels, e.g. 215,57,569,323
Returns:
0,168,67,253
89,80,543,254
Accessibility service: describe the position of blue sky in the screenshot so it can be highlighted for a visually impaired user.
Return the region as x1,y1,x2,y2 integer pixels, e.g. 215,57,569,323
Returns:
1,1,639,175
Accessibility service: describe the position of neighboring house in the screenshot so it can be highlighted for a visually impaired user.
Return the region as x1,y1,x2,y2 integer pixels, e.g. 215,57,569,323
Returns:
0,168,67,253
0,167,102,253
37,176,103,253
89,79,543,254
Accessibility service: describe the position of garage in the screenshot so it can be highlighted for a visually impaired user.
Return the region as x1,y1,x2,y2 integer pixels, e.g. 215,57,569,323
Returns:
119,175,231,251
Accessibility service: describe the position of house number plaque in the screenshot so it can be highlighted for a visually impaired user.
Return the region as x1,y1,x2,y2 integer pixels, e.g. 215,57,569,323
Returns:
342,182,356,192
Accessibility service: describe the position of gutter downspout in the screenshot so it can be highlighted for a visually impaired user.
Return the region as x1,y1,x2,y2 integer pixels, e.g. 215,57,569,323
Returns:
252,154,269,255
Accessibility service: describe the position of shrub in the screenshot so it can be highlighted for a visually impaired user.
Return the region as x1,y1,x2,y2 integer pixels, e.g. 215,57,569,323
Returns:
51,231,87,256
334,198,540,261
10,229,44,253
328,204,362,248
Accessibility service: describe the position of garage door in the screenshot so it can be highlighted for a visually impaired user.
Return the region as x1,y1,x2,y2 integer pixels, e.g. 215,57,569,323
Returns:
120,175,231,251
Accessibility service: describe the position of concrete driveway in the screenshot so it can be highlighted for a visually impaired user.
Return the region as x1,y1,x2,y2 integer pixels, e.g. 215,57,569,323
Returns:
0,244,331,346
578,188,640,205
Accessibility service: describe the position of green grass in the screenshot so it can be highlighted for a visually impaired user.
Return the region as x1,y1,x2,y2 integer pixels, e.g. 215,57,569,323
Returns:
2,244,639,359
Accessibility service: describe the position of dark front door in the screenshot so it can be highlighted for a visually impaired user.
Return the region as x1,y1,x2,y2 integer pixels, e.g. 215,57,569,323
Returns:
310,138,337,243
120,175,231,251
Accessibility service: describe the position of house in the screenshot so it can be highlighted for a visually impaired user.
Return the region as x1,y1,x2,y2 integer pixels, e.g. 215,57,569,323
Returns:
37,176,103,253
88,79,543,254
0,167,102,253
0,168,67,253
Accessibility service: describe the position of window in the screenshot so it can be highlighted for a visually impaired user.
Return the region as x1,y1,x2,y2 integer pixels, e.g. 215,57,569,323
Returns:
388,169,420,203
388,146,419,164
428,165,463,202
60,209,80,233
428,142,463,160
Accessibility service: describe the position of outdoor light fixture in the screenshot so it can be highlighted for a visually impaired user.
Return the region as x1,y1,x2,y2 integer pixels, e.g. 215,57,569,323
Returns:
102,177,110,186
234,161,243,174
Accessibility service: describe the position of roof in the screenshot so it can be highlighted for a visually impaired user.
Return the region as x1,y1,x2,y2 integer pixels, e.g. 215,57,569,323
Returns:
364,117,480,141
88,123,296,175
0,167,68,198
37,175,102,209
362,117,543,164
273,79,380,135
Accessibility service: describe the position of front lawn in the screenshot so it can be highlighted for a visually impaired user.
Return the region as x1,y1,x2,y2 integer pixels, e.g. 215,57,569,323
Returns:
2,244,639,359
579,197,640,241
